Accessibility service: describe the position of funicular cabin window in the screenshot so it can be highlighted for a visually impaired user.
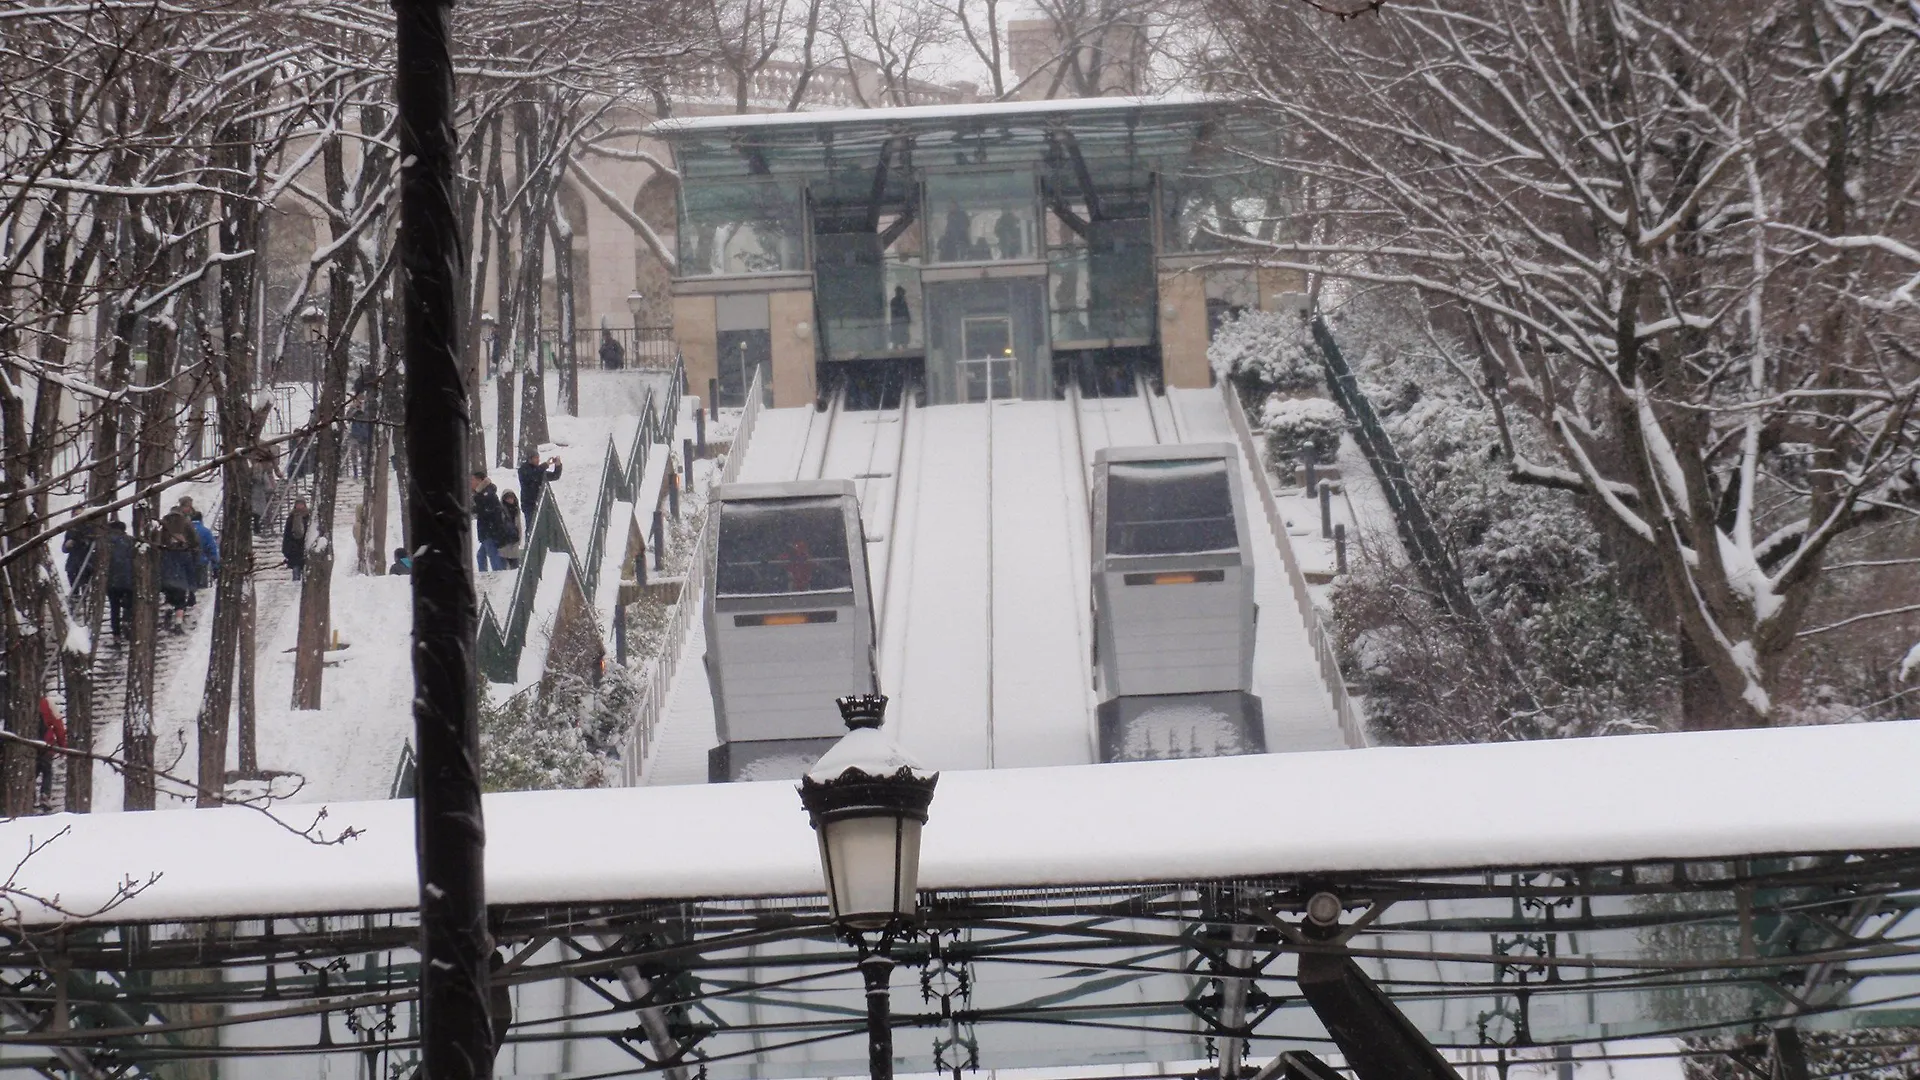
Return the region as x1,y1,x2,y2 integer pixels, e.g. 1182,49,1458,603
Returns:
1106,460,1237,556
716,499,854,596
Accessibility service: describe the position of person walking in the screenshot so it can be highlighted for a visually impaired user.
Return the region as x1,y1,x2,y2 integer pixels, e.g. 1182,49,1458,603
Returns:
516,449,562,533
190,511,219,590
471,471,506,572
889,286,912,348
35,697,67,810
248,446,277,535
388,547,413,575
103,518,135,639
158,509,196,630
61,520,95,590
497,491,524,569
283,497,311,581
598,326,625,370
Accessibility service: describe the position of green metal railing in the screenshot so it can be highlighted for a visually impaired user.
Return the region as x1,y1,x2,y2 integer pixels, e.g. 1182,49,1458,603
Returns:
476,358,686,683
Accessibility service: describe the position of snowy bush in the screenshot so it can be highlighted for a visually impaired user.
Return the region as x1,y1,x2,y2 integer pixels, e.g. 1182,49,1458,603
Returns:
480,636,645,792
1320,287,1680,744
1208,309,1321,397
1261,396,1346,467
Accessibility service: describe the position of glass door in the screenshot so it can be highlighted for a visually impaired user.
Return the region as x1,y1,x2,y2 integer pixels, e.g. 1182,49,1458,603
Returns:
960,316,1016,402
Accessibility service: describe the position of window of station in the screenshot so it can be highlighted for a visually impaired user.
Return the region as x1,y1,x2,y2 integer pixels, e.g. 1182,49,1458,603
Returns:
927,171,1038,263
814,203,924,357
1106,460,1238,557
678,180,804,276
1045,187,1156,344
715,499,854,596
1159,169,1283,254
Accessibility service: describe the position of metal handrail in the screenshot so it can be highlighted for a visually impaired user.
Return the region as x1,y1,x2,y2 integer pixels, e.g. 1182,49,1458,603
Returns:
1309,315,1478,624
1219,377,1368,749
621,364,763,785
475,354,686,682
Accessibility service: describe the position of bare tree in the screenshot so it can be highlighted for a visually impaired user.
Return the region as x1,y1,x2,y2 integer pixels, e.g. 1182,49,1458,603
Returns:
1205,0,1920,727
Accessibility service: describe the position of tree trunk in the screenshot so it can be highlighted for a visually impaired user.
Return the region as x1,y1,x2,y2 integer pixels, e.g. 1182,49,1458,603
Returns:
492,117,519,469
124,293,176,812
395,0,497,1065
513,102,552,461
464,119,496,476
292,133,359,710
0,365,43,816
237,578,258,776
551,207,580,417
196,120,262,805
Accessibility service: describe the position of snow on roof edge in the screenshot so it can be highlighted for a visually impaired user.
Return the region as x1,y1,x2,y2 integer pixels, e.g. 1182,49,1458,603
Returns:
650,93,1226,136
4,719,1917,927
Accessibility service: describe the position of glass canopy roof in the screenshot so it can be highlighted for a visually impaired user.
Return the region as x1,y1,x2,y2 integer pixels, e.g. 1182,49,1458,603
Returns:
659,98,1276,190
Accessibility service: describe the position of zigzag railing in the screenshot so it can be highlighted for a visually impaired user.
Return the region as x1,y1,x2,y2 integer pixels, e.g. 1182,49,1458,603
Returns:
621,364,761,784
476,357,685,683
1220,376,1368,749
1309,315,1479,625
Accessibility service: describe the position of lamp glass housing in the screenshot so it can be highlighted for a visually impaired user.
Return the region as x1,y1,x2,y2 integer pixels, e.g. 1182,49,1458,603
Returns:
816,813,923,929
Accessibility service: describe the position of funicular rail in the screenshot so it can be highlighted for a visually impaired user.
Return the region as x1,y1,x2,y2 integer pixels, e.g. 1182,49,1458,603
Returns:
621,366,764,783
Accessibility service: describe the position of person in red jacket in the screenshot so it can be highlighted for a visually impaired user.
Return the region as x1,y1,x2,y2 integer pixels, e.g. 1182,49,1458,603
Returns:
36,697,67,808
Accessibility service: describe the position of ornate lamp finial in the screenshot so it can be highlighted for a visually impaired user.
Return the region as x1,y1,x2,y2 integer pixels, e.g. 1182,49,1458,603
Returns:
836,694,889,731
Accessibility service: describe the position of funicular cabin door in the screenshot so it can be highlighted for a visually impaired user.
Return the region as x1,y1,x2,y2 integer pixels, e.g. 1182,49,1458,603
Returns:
960,316,1016,402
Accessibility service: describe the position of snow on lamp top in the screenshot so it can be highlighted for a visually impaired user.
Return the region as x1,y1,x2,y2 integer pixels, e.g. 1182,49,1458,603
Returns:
804,695,937,785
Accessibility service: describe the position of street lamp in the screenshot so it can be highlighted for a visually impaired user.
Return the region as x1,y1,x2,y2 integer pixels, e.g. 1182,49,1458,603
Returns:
625,290,646,326
799,694,938,1080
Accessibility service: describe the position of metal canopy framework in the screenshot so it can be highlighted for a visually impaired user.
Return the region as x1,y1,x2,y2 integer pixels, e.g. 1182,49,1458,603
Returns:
4,852,1918,1078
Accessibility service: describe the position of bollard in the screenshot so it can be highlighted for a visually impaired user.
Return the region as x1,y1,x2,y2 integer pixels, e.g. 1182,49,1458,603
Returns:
1334,523,1348,575
614,602,628,664
635,547,647,588
683,438,695,488
651,509,665,571
667,469,681,521
708,378,718,420
1302,448,1318,494
695,407,706,458
1319,481,1333,539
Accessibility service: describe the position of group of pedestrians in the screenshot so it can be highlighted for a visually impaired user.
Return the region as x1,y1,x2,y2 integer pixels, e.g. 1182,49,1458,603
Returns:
467,448,563,573
60,494,222,639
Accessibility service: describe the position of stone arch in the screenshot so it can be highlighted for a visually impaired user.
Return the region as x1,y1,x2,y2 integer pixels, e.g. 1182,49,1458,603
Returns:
631,170,678,326
550,180,593,326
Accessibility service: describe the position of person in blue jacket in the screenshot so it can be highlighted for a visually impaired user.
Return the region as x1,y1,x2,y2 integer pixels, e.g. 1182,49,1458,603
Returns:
190,511,219,590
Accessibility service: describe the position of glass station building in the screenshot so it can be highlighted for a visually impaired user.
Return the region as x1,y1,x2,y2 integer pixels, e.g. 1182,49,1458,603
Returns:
656,96,1301,409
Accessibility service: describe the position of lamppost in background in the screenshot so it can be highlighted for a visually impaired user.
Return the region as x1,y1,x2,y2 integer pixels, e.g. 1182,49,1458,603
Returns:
480,310,497,378
625,291,646,364
299,303,325,395
799,695,939,1080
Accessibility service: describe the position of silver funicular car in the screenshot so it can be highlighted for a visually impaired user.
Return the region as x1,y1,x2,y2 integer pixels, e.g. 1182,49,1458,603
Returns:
1090,444,1265,761
703,480,878,781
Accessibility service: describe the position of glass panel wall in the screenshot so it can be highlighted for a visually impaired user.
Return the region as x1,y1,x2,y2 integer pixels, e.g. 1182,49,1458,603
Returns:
927,171,1038,263
1160,168,1285,254
1047,213,1155,343
679,180,804,275
815,207,923,357
923,279,1047,404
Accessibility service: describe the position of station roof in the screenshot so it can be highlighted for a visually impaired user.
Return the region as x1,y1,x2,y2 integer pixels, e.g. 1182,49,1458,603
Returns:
4,719,1917,927
649,93,1224,135
649,93,1268,184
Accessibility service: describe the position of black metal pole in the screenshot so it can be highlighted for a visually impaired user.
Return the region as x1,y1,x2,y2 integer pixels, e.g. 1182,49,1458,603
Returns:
860,954,894,1080
395,0,494,1075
